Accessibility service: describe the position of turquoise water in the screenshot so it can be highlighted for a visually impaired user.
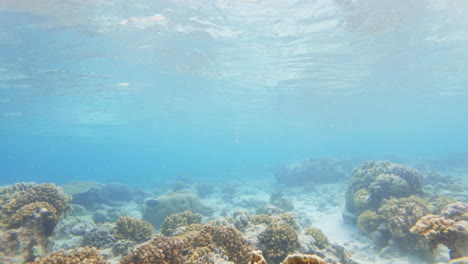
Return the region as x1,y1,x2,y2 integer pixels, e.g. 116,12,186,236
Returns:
0,0,467,186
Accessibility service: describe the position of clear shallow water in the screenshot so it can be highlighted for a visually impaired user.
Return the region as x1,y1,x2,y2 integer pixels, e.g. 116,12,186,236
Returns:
0,0,467,186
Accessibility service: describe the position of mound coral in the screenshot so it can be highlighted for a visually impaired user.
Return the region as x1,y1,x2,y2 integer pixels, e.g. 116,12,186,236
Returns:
115,216,154,242
143,190,204,228
258,222,299,264
32,246,109,264
305,227,329,250
345,161,423,217
410,202,468,259
160,210,202,236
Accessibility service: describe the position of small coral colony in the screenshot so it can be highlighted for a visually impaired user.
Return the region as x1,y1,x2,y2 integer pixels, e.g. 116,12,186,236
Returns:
0,160,466,264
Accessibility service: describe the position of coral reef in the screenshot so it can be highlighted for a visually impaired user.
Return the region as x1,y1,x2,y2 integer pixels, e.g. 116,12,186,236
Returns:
143,190,204,228
160,210,202,236
410,202,468,259
275,158,347,185
114,216,154,242
0,183,71,263
32,246,109,264
305,227,329,250
258,222,299,264
345,160,424,217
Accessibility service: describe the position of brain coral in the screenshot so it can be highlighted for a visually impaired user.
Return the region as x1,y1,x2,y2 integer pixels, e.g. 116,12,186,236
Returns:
114,216,154,242
410,202,468,260
143,190,204,228
32,246,109,264
345,161,423,216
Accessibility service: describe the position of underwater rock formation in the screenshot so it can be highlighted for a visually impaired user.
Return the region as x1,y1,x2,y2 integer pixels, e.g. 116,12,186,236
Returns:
62,182,134,208
160,210,202,236
275,158,347,185
410,202,468,260
114,216,154,242
143,189,204,228
32,246,109,264
344,160,424,219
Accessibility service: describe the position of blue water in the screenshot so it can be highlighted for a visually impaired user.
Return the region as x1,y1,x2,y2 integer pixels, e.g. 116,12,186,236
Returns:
0,0,467,186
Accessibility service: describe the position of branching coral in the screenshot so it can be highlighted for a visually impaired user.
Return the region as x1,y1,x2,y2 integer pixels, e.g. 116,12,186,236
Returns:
32,246,109,264
378,196,431,252
356,210,384,235
115,216,154,242
258,222,298,264
0,183,71,232
249,251,330,264
182,225,253,264
345,161,423,216
120,236,184,264
305,227,329,250
410,202,468,259
160,210,202,236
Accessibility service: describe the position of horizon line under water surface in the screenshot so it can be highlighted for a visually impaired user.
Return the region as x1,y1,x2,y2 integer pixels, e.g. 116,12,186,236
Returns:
0,0,468,186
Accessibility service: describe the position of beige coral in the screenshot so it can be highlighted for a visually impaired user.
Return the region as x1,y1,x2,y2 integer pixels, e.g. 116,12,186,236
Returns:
32,246,109,264
411,202,468,259
114,216,154,242
280,254,329,264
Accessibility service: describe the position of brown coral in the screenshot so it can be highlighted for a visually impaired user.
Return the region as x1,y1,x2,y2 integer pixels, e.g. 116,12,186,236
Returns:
280,254,330,264
120,236,184,264
249,250,267,264
0,183,71,231
410,202,468,259
32,246,109,264
160,210,202,236
258,222,298,264
115,216,154,242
